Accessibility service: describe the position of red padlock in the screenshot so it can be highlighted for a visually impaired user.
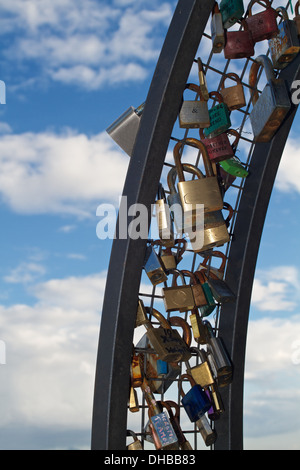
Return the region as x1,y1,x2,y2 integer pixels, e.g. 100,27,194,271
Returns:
200,128,240,164
224,20,254,59
245,0,279,43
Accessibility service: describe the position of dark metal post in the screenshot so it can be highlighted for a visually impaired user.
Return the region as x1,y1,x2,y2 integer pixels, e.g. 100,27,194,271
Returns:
91,0,215,450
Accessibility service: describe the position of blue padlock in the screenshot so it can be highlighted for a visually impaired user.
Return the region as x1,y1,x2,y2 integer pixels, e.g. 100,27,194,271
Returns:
178,373,211,422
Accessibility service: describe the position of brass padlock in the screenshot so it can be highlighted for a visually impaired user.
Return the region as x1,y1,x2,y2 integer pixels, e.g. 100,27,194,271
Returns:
179,83,210,129
268,6,300,69
197,58,210,101
200,202,233,252
210,2,225,53
128,386,139,413
294,1,300,35
127,430,143,450
173,138,223,214
189,308,209,345
141,307,192,363
156,183,174,247
181,269,207,307
162,269,196,313
198,250,227,279
249,54,291,142
131,349,143,388
220,73,246,111
106,102,144,156
159,238,186,271
143,244,168,286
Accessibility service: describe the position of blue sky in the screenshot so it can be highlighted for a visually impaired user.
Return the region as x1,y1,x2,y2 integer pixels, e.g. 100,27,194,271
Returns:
0,0,299,450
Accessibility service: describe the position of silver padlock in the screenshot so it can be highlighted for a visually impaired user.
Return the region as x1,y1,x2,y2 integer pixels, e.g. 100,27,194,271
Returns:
106,102,145,156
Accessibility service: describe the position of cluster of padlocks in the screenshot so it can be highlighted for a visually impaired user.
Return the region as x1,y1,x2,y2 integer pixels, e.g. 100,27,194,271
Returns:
107,0,300,451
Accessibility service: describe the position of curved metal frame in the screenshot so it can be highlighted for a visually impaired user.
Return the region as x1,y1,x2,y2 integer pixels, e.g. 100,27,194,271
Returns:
91,0,300,451
214,57,300,449
91,0,215,450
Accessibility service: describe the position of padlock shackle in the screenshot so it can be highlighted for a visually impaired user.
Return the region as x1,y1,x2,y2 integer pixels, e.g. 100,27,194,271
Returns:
227,129,240,150
161,400,180,419
194,270,207,285
173,139,211,182
181,269,198,286
190,345,207,364
145,307,172,330
184,83,206,102
275,6,289,22
208,90,224,105
200,250,227,274
169,315,192,347
157,182,167,202
247,0,272,16
169,268,187,287
249,55,275,105
223,202,234,225
219,72,242,90
167,163,205,192
178,373,197,398
141,377,163,415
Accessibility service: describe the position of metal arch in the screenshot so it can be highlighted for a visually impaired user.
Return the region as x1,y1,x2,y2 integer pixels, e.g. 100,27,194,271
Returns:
214,57,300,450
91,0,215,450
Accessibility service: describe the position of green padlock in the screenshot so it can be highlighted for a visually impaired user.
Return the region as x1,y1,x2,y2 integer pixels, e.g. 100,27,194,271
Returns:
220,156,249,178
203,92,231,139
194,271,216,317
220,0,245,29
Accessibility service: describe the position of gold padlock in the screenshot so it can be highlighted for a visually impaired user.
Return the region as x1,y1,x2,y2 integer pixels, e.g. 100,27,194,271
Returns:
128,387,139,413
197,58,210,101
220,73,246,111
189,308,209,345
127,430,143,450
173,138,223,215
162,269,196,313
156,183,174,247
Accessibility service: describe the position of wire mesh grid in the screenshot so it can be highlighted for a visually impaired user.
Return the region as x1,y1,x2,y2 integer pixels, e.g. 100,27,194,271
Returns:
126,0,295,450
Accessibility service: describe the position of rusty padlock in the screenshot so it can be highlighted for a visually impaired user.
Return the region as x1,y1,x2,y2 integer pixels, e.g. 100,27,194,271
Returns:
245,0,279,43
219,73,246,111
268,6,300,69
224,20,255,59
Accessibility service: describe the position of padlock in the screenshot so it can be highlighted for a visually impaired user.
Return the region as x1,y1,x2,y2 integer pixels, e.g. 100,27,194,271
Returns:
162,269,196,313
217,164,237,195
156,183,174,247
179,83,210,129
294,1,300,35
219,155,249,178
136,334,168,394
200,128,239,164
249,54,291,142
189,308,210,345
139,306,192,363
203,92,231,138
142,379,179,450
245,0,279,43
160,401,193,450
203,321,233,387
181,270,207,307
174,138,224,214
128,386,139,413
160,238,186,271
185,347,224,419
219,0,245,29
200,202,234,252
143,244,168,286
178,373,211,422
131,349,143,388
198,250,227,280
224,19,255,60
127,430,143,450
136,298,148,327
268,6,300,69
219,73,246,111
195,414,217,446
211,2,225,53
205,270,236,304
106,102,144,156
167,163,206,236
194,271,216,317
197,58,210,101
168,316,192,362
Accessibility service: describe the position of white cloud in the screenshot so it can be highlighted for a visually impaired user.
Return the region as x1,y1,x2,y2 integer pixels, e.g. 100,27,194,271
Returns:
276,138,300,195
251,266,300,312
3,262,46,284
0,129,128,216
1,0,174,90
